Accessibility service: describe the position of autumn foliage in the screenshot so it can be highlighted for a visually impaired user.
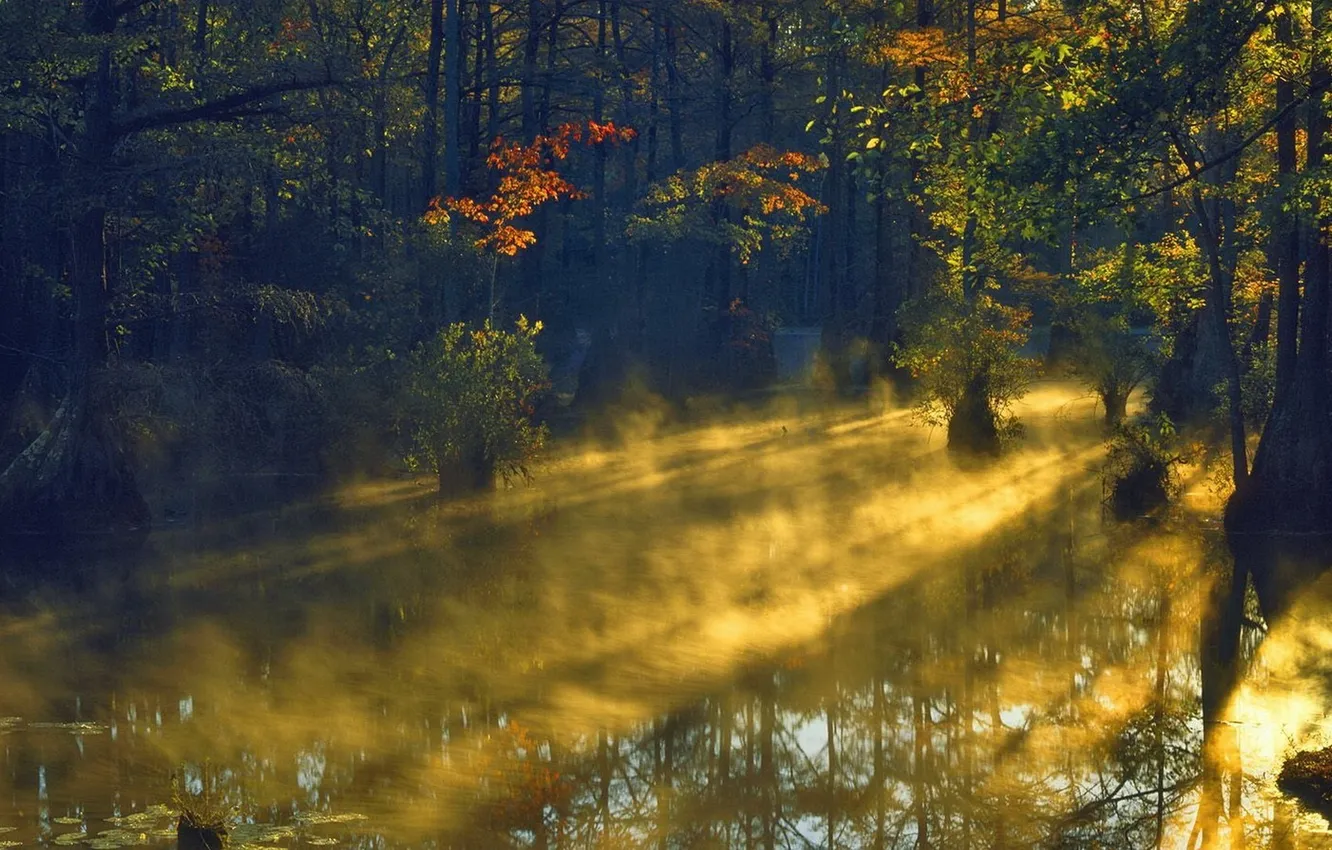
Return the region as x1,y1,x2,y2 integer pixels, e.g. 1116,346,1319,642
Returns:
425,120,637,257
628,144,825,264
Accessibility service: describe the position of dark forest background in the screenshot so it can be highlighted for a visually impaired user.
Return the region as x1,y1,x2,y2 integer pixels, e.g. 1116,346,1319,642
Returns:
1,0,1331,611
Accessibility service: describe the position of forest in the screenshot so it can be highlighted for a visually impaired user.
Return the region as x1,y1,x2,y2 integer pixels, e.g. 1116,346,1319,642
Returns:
5,1,1332,847
0,0,1328,569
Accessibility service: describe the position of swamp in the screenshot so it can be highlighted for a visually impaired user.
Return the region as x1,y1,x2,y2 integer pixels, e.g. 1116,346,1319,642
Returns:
4,0,1332,847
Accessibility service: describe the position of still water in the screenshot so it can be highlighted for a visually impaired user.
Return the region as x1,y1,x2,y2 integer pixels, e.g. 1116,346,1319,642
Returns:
2,385,1331,849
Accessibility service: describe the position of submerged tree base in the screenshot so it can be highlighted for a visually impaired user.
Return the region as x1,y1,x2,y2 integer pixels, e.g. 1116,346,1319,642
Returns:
0,386,150,540
436,448,497,499
1278,747,1332,816
947,379,1001,458
1101,388,1129,427
1226,383,1332,622
1109,463,1170,520
177,819,226,850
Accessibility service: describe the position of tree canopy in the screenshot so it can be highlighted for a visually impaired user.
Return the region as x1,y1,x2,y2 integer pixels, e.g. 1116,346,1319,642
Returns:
0,0,1329,580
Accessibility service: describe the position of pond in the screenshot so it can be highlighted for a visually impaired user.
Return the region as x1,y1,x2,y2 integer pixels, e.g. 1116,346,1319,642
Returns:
1,383,1330,849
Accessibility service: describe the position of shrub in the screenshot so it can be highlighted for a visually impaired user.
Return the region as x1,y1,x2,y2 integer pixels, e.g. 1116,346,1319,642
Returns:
1066,312,1157,426
402,317,550,495
894,291,1035,454
1104,414,1191,520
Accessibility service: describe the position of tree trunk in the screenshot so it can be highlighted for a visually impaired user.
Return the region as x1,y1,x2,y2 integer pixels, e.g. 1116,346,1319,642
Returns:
436,443,494,498
0,30,148,537
664,13,685,172
1190,182,1249,488
1273,4,1299,400
1102,383,1128,427
712,13,734,322
907,0,933,302
961,0,981,299
593,0,609,298
612,0,640,347
422,0,443,209
819,20,846,381
519,0,553,317
522,0,542,140
485,2,500,147
466,1,483,168
193,0,210,63
1226,0,1332,623
947,373,1000,457
646,16,661,184
443,0,463,197
760,7,777,140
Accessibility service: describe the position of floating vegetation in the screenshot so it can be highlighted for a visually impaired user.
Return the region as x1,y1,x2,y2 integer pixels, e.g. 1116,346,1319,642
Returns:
291,814,366,827
91,829,149,847
0,718,21,735
27,722,106,735
0,841,19,848
0,828,15,834
229,824,295,844
53,818,83,826
104,804,173,829
53,832,88,845
305,839,338,847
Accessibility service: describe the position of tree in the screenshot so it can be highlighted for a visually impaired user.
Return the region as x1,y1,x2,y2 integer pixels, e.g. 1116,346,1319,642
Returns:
1228,0,1332,621
626,144,825,388
0,0,339,536
402,317,549,495
426,120,636,322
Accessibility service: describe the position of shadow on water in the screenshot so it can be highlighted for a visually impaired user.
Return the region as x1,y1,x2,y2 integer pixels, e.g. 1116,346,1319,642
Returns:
0,383,1327,849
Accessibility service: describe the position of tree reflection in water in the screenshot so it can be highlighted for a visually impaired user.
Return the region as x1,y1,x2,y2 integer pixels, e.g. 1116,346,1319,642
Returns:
475,511,1246,849
0,390,1326,849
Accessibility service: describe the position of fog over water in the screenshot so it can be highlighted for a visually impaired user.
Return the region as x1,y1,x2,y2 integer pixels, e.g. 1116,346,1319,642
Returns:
2,382,1330,849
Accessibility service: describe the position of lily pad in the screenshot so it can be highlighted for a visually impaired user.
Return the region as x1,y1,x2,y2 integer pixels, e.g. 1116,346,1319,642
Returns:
0,840,20,848
305,839,338,846
94,828,149,846
53,818,83,826
229,824,295,844
104,805,173,829
291,814,366,826
53,832,88,845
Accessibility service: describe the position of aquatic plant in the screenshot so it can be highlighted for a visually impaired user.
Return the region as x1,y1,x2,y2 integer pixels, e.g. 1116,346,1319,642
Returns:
172,770,232,850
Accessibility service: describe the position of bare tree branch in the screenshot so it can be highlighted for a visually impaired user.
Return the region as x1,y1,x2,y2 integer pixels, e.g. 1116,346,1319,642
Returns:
111,75,339,138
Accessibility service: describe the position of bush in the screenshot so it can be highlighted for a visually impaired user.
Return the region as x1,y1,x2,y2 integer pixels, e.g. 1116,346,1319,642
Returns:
1058,311,1156,426
402,317,550,495
1104,414,1191,520
894,291,1035,455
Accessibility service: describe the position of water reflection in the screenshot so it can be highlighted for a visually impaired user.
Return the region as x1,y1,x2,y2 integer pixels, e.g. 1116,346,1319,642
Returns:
0,385,1326,848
